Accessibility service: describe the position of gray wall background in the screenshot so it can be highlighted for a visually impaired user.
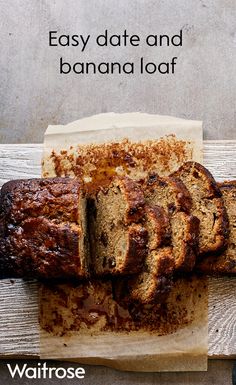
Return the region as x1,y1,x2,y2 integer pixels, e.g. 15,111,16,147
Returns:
0,0,236,143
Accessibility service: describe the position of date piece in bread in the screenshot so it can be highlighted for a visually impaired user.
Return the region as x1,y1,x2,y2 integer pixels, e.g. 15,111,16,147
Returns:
172,162,229,255
0,178,89,279
197,181,236,274
88,176,148,276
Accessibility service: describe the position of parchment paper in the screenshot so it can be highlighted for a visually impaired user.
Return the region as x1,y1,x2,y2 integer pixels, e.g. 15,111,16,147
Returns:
40,113,207,372
42,112,203,181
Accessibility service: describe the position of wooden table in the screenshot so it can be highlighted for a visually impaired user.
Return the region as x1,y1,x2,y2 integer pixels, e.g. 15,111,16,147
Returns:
0,142,235,360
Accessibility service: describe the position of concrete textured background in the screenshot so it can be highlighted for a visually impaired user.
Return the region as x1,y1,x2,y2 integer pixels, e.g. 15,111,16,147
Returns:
0,0,236,143
0,1,236,384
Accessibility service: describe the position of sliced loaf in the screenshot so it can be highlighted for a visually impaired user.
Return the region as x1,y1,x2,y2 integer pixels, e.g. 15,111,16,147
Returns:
89,177,148,276
197,181,236,274
172,162,229,255
140,174,199,271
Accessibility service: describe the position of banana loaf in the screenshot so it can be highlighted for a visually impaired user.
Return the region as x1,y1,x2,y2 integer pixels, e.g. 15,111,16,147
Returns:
197,181,236,274
88,176,148,276
140,173,199,271
172,162,229,255
0,178,89,279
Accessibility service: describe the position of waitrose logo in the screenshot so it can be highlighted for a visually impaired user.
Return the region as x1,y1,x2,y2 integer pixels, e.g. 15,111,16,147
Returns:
7,362,85,379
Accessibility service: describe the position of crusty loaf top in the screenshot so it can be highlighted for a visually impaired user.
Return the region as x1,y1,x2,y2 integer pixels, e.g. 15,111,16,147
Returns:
0,178,82,224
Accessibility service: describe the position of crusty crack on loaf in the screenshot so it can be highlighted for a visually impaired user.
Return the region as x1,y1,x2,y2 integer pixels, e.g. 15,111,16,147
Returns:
88,177,148,275
0,178,89,279
172,162,229,255
197,181,236,274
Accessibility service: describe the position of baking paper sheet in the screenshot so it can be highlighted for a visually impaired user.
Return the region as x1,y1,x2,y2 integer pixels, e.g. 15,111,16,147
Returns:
40,113,207,371
42,112,203,181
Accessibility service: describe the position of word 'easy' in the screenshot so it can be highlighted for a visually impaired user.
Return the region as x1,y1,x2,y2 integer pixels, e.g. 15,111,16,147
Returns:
49,30,183,52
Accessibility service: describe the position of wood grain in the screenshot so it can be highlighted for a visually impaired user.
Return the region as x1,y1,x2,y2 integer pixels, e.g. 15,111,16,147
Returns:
0,142,235,358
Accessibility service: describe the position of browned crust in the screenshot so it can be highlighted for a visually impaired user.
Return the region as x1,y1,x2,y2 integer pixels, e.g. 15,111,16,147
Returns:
172,161,222,198
0,177,82,224
142,173,192,214
197,181,236,275
0,217,87,279
197,255,236,275
0,178,87,280
116,177,146,224
122,224,148,274
172,161,229,255
144,205,171,250
166,176,192,213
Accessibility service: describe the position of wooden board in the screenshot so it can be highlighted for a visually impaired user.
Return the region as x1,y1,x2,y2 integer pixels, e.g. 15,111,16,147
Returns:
0,142,235,358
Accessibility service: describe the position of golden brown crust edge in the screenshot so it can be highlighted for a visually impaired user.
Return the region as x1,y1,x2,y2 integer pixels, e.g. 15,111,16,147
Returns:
172,161,229,255
144,205,171,250
172,161,222,198
121,223,148,275
196,181,236,275
119,176,146,224
142,173,192,214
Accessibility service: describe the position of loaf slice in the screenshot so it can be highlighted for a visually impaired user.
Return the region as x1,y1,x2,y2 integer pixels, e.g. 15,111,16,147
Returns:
144,205,171,250
197,181,236,274
172,162,229,255
128,246,175,304
171,212,200,271
143,173,192,214
89,177,148,276
113,205,173,305
126,206,199,304
0,178,89,279
127,204,174,304
141,173,199,271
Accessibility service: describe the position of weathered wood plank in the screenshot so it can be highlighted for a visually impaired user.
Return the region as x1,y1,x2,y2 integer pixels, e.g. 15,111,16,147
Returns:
0,280,39,357
0,142,235,358
0,144,42,184
203,141,236,182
